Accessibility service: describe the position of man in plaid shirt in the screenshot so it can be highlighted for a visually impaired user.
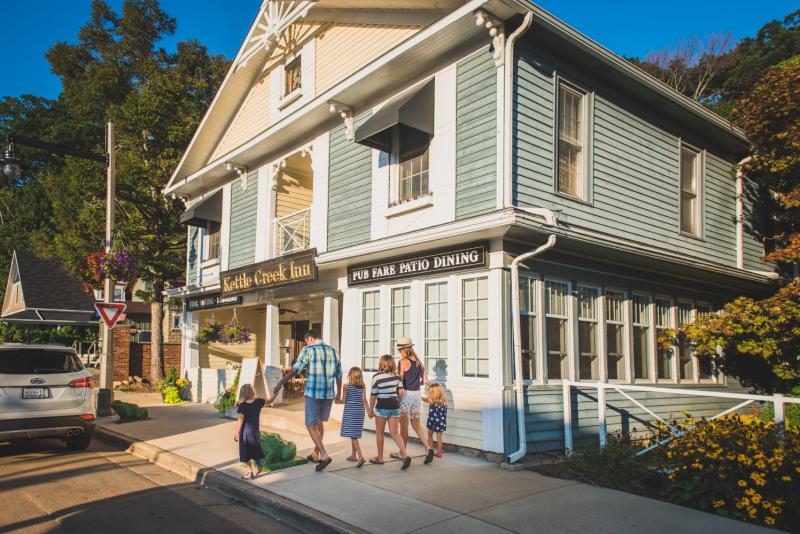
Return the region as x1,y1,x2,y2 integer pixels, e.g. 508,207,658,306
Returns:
274,329,341,471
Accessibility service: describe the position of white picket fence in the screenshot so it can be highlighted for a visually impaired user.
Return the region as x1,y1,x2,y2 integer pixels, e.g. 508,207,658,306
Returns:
562,380,800,455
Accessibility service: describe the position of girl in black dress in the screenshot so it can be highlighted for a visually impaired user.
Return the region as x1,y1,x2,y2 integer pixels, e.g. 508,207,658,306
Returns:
233,383,271,480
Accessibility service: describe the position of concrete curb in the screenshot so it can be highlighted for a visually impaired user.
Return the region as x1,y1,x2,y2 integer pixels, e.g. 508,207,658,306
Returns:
94,425,366,534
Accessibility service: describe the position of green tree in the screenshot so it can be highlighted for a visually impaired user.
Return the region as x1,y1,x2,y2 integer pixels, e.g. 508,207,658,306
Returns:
733,56,800,265
685,281,800,394
17,0,227,382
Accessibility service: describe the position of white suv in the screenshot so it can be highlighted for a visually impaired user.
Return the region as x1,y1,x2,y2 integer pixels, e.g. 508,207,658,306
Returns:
0,344,96,450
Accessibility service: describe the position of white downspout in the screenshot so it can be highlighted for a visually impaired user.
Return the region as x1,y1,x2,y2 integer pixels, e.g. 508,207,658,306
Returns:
735,156,751,270
508,207,558,464
503,11,533,207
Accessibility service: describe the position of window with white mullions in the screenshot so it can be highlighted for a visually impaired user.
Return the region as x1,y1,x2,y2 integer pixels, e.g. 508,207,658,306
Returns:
632,294,651,380
577,286,599,380
396,128,430,203
390,286,411,353
696,304,714,379
203,222,220,261
424,282,448,379
677,302,695,381
361,290,381,372
283,55,302,97
680,145,702,236
605,290,626,381
557,83,587,199
462,277,489,378
545,281,569,380
519,277,537,380
655,298,673,380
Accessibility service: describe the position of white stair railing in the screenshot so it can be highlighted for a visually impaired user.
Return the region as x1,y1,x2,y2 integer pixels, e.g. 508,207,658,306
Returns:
275,207,310,256
561,381,799,455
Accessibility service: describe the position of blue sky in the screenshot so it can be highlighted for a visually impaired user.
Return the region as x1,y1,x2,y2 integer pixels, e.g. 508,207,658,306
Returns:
1,0,796,100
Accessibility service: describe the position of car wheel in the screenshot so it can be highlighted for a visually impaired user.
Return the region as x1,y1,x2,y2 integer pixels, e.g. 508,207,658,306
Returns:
66,431,93,451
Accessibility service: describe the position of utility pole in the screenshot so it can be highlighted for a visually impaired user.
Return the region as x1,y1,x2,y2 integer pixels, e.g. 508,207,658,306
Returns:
98,122,116,416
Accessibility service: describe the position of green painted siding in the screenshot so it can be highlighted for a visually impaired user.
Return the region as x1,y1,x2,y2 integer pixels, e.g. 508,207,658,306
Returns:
525,383,749,452
228,171,258,269
456,48,497,219
513,44,739,268
327,114,372,251
187,226,199,286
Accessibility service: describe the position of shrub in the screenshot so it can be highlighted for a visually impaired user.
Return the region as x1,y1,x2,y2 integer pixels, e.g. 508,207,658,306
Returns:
162,386,182,404
654,415,799,529
537,436,660,497
214,369,240,414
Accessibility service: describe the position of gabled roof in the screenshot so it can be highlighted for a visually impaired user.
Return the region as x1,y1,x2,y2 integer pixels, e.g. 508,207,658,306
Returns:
164,0,459,194
1,251,96,322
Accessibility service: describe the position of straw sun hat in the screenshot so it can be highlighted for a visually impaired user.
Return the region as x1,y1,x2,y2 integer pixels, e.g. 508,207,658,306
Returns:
395,337,414,349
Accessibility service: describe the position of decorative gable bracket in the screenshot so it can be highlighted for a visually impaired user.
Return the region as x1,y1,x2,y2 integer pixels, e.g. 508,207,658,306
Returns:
236,0,318,71
474,9,505,67
226,162,248,190
328,101,354,141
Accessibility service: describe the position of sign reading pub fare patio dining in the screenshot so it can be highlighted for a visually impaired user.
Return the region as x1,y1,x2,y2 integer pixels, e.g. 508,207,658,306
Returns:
220,249,318,297
348,243,488,286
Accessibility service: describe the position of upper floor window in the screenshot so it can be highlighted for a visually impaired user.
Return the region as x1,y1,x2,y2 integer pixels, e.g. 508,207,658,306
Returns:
396,127,430,203
203,222,221,262
557,82,587,199
680,145,702,236
283,55,302,97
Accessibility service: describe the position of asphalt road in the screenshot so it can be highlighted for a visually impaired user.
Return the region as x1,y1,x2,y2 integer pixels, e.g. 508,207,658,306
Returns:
0,437,301,534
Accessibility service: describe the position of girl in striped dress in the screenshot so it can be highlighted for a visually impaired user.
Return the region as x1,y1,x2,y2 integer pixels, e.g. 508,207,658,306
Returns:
337,366,372,467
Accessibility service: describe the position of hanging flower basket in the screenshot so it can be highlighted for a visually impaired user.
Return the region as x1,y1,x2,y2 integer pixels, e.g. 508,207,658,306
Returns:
218,312,252,345
80,250,137,291
198,320,223,345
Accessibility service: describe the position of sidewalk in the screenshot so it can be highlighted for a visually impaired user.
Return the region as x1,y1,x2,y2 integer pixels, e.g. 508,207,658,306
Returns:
97,392,773,534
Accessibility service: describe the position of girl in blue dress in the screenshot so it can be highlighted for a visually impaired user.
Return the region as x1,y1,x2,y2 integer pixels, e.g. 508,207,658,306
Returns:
423,383,447,458
337,367,372,467
234,383,271,480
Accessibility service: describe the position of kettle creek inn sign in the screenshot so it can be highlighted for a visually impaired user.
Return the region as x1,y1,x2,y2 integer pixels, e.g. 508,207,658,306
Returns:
221,249,318,297
348,243,488,286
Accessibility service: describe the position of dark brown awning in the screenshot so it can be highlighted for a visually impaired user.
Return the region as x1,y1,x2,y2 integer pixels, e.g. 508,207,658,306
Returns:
354,79,435,152
180,189,222,227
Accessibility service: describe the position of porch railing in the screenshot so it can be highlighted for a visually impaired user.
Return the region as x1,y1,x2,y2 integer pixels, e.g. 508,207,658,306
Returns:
275,207,310,256
73,340,99,368
561,380,800,455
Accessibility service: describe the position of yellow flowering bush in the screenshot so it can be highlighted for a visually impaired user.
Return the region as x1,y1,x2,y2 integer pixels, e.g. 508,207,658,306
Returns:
655,414,799,530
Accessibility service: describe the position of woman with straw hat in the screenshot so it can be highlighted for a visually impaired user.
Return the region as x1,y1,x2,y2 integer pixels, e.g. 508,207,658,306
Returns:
391,337,435,464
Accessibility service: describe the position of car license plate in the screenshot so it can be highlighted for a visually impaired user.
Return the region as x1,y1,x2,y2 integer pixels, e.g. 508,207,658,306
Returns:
22,387,50,399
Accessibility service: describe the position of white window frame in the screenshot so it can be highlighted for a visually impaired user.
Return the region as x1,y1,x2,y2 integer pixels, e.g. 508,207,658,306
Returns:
603,287,628,383
679,142,704,237
389,284,412,353
360,289,381,372
631,292,653,383
278,50,303,109
543,278,572,383
555,79,590,201
459,275,490,379
676,299,697,384
654,296,675,383
388,127,432,208
202,221,221,264
695,301,718,383
576,284,601,381
423,280,449,382
519,274,539,383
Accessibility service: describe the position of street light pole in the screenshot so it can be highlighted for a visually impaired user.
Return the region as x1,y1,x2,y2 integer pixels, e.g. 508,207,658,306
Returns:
98,121,116,416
